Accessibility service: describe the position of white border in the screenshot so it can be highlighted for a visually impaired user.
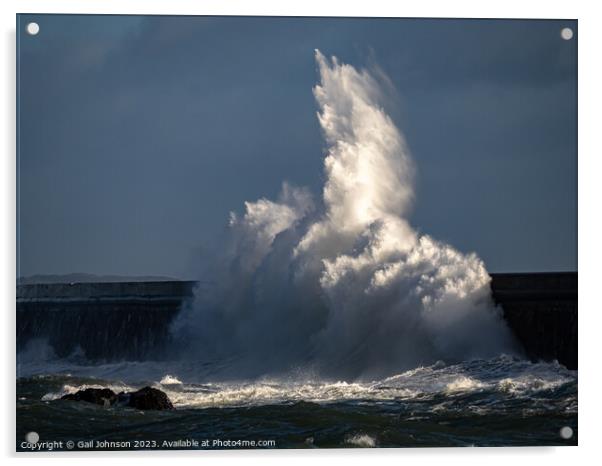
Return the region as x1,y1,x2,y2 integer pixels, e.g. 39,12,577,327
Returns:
3,1,600,465
2,0,585,18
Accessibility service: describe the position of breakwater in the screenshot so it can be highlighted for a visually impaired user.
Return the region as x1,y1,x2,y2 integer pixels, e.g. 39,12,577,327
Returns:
17,281,197,360
490,272,577,369
16,273,577,369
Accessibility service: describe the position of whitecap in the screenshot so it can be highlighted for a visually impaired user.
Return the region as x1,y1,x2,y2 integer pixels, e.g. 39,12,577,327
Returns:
346,434,376,447
159,375,183,385
42,382,134,401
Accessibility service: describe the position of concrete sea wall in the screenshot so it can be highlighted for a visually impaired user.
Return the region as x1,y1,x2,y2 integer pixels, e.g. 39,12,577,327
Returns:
17,273,577,369
17,281,197,360
490,272,577,369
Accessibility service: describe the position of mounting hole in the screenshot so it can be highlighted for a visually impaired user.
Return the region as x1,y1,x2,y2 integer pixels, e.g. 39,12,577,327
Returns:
559,426,573,439
25,431,39,444
560,27,573,41
26,22,39,36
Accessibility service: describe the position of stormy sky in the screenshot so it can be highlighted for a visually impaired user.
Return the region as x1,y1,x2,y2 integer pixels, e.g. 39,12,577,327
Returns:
17,15,577,278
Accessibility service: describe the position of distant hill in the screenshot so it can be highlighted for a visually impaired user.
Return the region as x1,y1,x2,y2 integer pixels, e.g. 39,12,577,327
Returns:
17,273,179,285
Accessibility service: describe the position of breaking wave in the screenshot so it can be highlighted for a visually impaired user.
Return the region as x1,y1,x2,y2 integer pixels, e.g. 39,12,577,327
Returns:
172,50,519,379
34,356,575,411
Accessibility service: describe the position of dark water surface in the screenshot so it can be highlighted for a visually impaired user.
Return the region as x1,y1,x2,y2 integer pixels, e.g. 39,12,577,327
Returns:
16,356,577,450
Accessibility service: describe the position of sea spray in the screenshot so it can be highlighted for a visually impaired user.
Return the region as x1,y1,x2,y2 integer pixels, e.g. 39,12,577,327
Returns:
172,50,519,379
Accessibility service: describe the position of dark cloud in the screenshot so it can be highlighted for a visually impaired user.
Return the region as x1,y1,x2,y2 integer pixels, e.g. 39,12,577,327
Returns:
17,15,577,277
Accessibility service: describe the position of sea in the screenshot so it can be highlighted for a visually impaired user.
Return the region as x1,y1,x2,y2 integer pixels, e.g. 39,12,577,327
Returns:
16,355,577,450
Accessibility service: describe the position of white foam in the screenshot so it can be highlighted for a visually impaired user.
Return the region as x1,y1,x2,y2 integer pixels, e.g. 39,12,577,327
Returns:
159,375,183,385
346,434,376,447
32,356,576,413
42,382,134,401
444,376,485,393
26,353,576,410
158,380,418,409
496,375,571,395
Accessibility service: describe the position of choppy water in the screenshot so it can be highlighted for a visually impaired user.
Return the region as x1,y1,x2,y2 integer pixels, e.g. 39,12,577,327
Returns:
16,356,577,450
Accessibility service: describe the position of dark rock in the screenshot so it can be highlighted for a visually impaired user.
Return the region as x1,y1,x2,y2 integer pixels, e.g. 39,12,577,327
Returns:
61,388,117,407
61,386,174,411
127,386,174,410
116,391,131,406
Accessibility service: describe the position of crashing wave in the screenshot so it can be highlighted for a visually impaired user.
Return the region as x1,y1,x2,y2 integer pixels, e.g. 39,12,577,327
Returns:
173,50,519,379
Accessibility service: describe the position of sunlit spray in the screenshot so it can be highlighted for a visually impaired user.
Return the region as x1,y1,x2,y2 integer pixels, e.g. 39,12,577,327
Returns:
173,50,519,379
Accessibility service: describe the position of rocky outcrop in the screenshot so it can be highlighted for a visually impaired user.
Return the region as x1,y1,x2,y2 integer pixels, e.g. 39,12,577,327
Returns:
125,386,174,410
61,386,174,410
61,388,117,407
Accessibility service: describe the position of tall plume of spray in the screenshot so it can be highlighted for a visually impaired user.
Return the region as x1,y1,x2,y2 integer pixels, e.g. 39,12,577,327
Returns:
174,50,519,379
